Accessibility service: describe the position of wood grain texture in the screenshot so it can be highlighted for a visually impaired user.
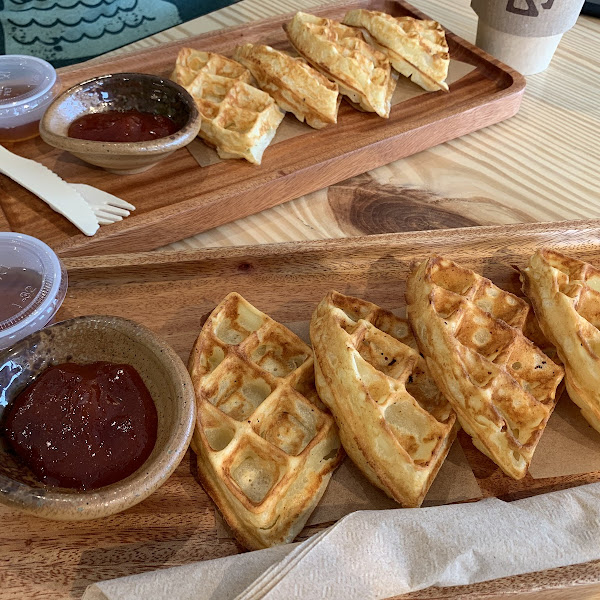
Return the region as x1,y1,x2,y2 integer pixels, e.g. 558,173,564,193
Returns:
0,0,524,257
324,173,533,234
5,220,600,598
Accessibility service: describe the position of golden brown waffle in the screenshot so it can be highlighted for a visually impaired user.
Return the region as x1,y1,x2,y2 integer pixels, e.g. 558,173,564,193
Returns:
284,12,397,118
343,10,449,92
188,293,343,550
406,257,564,480
172,48,284,164
233,43,340,129
310,291,457,507
171,48,253,87
522,249,600,433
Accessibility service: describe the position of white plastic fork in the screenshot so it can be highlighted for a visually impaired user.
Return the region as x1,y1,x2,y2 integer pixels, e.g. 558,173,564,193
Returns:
0,144,135,231
69,183,136,225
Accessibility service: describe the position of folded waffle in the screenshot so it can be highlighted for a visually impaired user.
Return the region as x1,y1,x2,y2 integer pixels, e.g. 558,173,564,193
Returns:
172,48,284,164
171,47,253,87
310,291,458,507
188,292,343,550
343,9,449,92
406,257,564,480
284,12,397,118
522,249,600,433
233,43,340,129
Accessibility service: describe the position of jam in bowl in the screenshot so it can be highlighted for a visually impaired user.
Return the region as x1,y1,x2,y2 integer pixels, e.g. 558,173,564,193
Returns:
4,361,158,490
68,110,180,143
0,315,195,520
39,72,201,175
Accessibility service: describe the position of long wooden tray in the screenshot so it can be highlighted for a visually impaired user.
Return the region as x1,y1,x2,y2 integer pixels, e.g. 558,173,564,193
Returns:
0,0,525,258
4,220,600,599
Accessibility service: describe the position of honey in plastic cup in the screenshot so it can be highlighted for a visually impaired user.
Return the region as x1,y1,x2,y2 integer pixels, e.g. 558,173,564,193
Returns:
0,233,67,350
0,55,61,143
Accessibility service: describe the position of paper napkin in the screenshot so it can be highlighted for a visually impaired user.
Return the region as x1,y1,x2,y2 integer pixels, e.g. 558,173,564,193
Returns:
83,481,600,600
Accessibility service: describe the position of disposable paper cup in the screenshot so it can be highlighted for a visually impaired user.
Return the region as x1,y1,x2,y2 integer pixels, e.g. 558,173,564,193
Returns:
471,0,585,76
475,20,563,75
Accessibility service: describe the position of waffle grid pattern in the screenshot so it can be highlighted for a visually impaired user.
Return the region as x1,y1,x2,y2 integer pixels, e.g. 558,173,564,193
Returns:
311,291,456,507
233,43,340,129
172,48,252,87
427,260,560,407
189,293,341,548
408,257,564,479
173,49,284,163
324,292,455,464
285,12,395,117
523,249,600,434
343,10,449,91
543,250,600,328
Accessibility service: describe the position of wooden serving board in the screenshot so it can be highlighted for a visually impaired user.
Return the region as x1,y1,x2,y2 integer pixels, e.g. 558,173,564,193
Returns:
0,0,525,258
4,220,600,599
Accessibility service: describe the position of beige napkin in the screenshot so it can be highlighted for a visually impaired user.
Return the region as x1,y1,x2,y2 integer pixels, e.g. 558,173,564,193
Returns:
83,482,600,600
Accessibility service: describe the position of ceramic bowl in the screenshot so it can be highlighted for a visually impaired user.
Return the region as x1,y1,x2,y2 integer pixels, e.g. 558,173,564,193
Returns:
0,315,196,520
39,72,201,174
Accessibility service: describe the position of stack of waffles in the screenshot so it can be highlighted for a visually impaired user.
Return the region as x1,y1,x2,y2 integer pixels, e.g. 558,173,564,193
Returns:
406,256,564,479
186,243,600,549
310,291,458,508
172,49,284,164
171,8,451,163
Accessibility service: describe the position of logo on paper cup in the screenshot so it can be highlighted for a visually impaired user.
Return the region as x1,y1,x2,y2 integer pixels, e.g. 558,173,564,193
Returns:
471,0,584,37
506,0,555,17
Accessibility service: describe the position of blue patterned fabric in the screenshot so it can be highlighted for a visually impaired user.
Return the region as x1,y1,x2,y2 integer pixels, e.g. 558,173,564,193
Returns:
0,0,237,67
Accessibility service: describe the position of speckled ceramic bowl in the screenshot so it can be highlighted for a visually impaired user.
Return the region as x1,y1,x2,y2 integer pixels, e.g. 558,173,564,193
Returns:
0,315,195,520
39,72,201,174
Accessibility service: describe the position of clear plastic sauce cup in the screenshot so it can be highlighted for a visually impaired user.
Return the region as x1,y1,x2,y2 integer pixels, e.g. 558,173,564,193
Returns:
0,55,61,143
0,233,67,350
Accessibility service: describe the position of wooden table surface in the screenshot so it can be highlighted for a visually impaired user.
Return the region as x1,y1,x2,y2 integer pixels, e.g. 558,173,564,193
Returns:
104,0,600,252
3,2,600,600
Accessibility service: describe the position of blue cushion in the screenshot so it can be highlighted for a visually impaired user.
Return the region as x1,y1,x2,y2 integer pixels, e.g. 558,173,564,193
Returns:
0,0,239,67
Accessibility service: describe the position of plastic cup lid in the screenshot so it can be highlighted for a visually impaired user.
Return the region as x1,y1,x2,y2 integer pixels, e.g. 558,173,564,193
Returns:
0,55,58,117
0,233,67,350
